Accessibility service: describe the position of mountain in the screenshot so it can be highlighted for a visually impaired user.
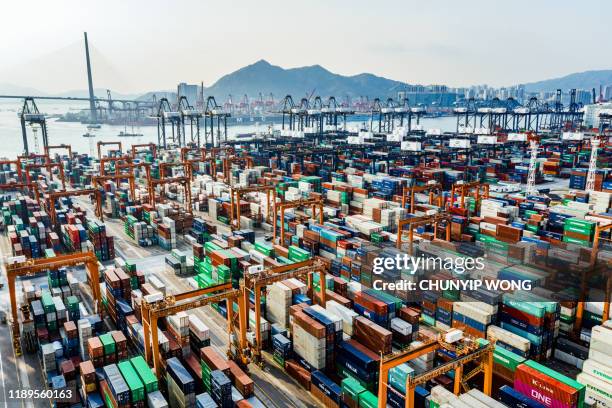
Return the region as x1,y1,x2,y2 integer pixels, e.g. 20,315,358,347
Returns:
203,60,407,100
523,70,612,93
0,83,47,96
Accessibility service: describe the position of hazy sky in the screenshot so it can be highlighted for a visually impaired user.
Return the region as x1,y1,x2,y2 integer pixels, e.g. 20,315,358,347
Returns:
1,0,611,94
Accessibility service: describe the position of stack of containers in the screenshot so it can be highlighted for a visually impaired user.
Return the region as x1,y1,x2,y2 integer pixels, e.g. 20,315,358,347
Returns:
167,311,190,357
130,356,159,397
291,306,326,370
337,340,379,390
513,360,585,408
577,324,612,407
500,293,558,360
272,333,292,367
102,364,131,408
311,370,342,408
166,357,196,408
78,319,93,361
266,282,292,328
200,346,230,394
117,360,145,406
158,217,177,250
188,315,211,352
211,370,232,408
87,219,115,261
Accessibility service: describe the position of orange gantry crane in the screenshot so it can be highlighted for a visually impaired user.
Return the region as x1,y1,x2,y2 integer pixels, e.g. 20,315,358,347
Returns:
140,258,327,377
0,183,41,205
97,141,122,159
0,159,24,183
229,185,277,230
377,334,494,408
117,162,152,203
401,182,444,213
131,143,157,159
24,162,67,191
148,175,192,213
45,144,72,161
100,155,133,176
92,173,136,220
3,252,101,356
396,213,451,252
450,181,490,211
141,282,241,378
222,155,254,182
244,259,327,363
46,188,104,225
159,162,190,179
273,197,324,246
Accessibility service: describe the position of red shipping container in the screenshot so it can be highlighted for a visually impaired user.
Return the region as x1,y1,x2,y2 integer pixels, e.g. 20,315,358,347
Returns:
514,364,578,408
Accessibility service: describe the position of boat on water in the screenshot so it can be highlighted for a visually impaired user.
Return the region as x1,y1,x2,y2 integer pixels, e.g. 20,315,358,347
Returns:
86,124,102,129
118,131,143,137
82,132,95,138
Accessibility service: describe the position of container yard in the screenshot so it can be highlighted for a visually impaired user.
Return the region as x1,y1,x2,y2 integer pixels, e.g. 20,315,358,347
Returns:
0,113,611,408
0,6,612,404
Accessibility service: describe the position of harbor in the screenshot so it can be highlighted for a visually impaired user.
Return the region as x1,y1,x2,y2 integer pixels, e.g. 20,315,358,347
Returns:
1,3,612,408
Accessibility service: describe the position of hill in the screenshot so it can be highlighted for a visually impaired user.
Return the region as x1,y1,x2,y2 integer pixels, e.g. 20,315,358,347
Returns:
203,60,406,100
523,70,612,92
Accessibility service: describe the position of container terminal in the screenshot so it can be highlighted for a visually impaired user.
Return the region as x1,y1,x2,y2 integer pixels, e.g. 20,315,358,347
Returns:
0,87,611,408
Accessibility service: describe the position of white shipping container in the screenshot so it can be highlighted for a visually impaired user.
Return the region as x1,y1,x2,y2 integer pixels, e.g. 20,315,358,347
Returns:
390,318,412,336
487,325,530,353
576,373,612,408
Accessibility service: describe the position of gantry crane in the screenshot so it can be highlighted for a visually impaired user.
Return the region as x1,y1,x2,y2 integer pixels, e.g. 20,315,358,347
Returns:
0,183,41,205
24,162,66,191
117,162,152,202
131,143,157,160
148,176,192,213
243,259,327,364
159,162,190,179
229,185,277,230
141,282,241,378
273,197,325,246
99,155,133,176
92,173,136,219
0,159,23,181
401,182,444,213
19,97,48,155
377,334,494,408
396,214,451,252
45,144,72,161
222,155,254,183
97,141,122,159
449,181,490,211
45,188,104,226
572,219,612,332
3,252,101,355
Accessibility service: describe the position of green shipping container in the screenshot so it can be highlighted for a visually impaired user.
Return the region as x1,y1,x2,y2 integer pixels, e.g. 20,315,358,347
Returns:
130,356,158,393
99,333,116,355
118,361,145,402
358,391,378,408
562,236,591,247
341,377,366,401
493,346,526,372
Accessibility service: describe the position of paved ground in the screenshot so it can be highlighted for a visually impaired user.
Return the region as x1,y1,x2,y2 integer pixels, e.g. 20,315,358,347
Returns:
0,196,321,407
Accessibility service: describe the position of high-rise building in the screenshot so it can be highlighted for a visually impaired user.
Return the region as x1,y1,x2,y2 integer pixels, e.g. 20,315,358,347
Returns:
604,85,612,101
576,89,593,105
177,83,199,105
